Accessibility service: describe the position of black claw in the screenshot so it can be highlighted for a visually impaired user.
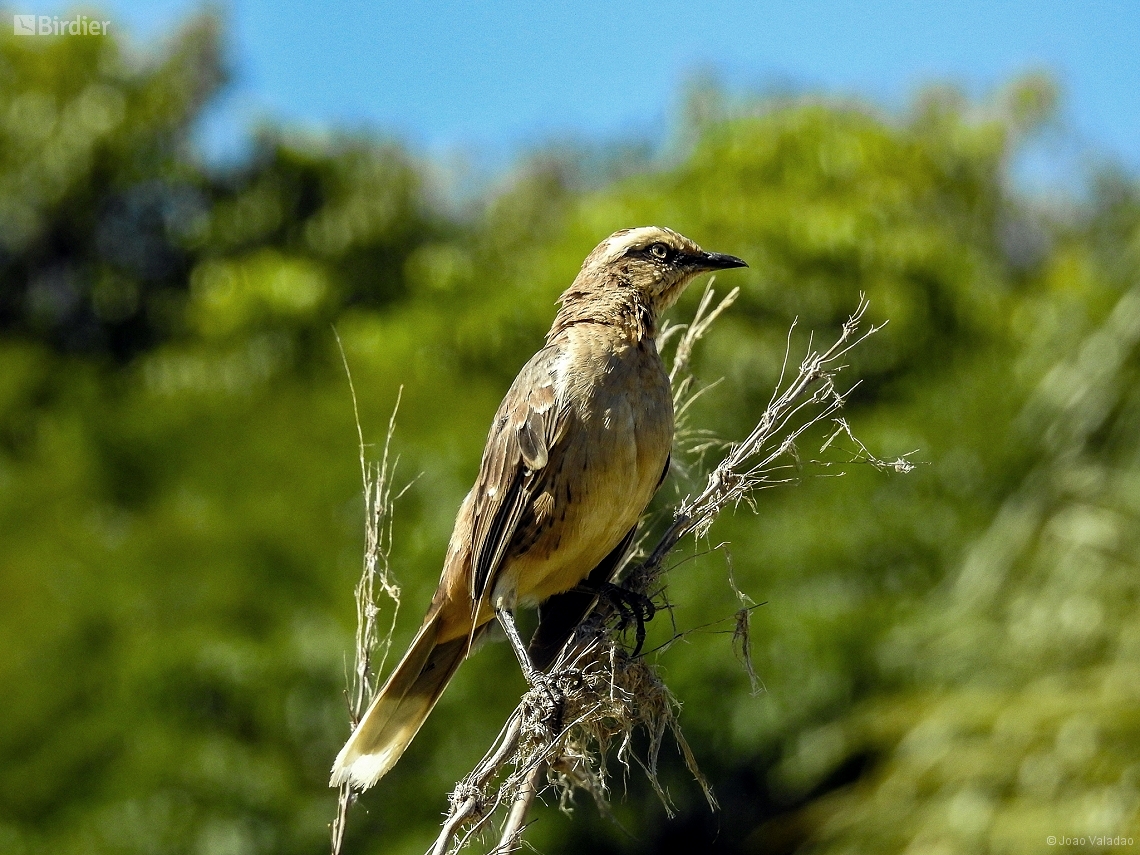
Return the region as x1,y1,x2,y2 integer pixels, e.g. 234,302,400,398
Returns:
600,583,658,657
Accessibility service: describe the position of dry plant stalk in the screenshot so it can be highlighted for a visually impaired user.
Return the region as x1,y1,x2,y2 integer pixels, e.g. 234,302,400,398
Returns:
330,354,407,855
331,289,910,855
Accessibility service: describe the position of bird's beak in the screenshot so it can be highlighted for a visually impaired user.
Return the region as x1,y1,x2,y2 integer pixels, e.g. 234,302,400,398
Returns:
692,251,748,271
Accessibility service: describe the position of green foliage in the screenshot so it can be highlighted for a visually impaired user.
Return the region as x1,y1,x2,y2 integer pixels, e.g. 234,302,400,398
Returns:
1,15,1137,855
792,195,1140,855
0,15,222,357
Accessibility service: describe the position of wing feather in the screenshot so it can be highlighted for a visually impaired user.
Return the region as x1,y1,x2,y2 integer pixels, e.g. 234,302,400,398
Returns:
468,346,569,609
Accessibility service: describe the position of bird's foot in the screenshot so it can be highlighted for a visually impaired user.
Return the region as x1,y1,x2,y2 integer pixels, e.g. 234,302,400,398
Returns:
521,670,565,734
600,582,657,656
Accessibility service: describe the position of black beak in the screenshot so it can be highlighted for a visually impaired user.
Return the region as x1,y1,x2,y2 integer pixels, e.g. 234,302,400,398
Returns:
694,251,748,271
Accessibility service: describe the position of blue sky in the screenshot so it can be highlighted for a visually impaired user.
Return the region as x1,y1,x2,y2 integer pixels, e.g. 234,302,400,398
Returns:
37,1,1140,176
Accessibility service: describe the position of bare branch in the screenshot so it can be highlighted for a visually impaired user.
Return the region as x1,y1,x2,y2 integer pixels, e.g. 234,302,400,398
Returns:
494,761,544,854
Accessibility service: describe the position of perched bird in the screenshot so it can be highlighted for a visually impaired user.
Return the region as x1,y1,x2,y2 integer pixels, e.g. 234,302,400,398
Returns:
330,226,746,790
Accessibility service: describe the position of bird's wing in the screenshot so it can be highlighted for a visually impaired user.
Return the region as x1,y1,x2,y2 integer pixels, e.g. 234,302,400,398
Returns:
467,345,570,611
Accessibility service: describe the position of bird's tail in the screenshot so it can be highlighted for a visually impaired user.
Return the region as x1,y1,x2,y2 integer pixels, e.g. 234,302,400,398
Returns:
330,612,468,789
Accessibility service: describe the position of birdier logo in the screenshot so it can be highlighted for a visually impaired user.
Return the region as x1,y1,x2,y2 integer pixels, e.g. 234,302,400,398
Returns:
13,14,110,35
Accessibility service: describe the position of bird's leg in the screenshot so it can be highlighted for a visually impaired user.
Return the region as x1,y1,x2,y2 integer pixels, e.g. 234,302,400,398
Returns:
495,606,542,685
496,606,564,729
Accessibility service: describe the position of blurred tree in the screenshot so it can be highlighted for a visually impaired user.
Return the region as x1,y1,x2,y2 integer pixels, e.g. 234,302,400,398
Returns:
0,15,222,358
1,12,1136,855
0,15,441,855
774,178,1140,855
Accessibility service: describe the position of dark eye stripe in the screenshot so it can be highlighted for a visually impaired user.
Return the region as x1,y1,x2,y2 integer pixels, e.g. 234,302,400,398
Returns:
624,243,675,262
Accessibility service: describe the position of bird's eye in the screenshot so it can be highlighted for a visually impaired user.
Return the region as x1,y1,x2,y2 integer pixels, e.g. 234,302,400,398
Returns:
649,243,669,260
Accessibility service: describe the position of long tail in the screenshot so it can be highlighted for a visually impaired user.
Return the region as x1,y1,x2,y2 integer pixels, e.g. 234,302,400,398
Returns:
330,612,468,789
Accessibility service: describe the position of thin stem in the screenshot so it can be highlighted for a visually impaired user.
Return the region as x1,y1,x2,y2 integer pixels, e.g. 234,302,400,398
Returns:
493,761,546,855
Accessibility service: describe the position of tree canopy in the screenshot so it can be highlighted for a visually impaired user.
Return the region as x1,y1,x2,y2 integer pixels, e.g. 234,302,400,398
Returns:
1,15,1137,855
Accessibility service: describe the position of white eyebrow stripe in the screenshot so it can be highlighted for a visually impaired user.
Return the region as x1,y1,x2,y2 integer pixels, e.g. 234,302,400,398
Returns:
597,226,679,264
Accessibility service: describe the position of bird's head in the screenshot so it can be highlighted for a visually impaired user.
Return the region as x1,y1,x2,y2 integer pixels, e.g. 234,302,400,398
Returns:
576,226,747,320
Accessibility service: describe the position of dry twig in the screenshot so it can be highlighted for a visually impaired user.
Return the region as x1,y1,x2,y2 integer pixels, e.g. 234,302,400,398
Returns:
330,338,407,855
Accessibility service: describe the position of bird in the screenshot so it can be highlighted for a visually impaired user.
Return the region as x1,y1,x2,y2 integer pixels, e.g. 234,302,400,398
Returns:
330,226,747,790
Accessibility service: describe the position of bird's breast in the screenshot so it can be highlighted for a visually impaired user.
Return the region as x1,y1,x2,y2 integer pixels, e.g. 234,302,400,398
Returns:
510,329,674,604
